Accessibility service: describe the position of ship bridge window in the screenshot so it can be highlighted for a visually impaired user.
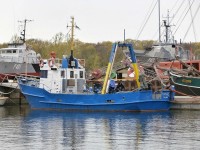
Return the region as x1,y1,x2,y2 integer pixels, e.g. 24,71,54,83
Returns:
80,71,83,78
13,50,16,53
70,71,74,78
178,47,183,57
61,70,65,78
40,70,48,78
7,50,12,53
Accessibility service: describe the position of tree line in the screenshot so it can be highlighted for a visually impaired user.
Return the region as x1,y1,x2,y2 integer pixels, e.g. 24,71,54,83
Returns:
1,32,200,72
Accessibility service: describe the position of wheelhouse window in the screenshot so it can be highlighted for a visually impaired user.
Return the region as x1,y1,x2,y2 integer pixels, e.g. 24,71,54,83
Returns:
7,50,12,53
61,70,65,78
80,71,83,78
70,71,74,78
40,70,48,78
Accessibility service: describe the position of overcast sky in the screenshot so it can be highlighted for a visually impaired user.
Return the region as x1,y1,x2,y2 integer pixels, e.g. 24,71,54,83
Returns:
0,0,200,44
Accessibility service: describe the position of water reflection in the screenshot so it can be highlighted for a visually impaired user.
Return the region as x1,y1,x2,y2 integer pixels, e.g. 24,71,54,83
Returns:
1,106,200,150
23,109,171,150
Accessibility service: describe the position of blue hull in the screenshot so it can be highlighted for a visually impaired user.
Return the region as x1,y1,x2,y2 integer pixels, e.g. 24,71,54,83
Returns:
19,83,173,112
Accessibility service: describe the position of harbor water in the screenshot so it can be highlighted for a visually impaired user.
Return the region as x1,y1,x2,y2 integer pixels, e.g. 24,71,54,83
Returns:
0,105,200,150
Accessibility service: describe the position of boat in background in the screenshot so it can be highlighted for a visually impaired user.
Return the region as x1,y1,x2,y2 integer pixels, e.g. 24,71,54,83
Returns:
0,19,40,82
169,70,200,96
17,17,174,112
134,15,200,93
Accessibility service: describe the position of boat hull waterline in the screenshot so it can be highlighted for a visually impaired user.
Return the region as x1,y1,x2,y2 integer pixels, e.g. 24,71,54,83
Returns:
20,83,173,112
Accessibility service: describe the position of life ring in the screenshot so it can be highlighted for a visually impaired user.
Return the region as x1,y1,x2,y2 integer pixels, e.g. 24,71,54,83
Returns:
39,59,44,67
127,67,135,77
48,57,55,67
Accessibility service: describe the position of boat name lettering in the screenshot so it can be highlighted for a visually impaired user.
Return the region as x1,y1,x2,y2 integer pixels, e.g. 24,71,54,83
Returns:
182,79,192,83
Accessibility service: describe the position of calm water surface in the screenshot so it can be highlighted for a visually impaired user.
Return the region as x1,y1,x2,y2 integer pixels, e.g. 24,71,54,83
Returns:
0,105,200,150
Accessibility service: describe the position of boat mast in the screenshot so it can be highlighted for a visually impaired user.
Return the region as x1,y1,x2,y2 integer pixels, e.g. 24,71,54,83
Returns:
18,19,33,77
66,16,75,68
163,10,173,44
67,16,80,68
163,20,169,43
19,19,33,43
70,16,75,52
158,0,161,42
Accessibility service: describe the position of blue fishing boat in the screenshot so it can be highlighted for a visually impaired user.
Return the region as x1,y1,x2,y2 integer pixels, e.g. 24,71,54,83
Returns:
17,17,174,112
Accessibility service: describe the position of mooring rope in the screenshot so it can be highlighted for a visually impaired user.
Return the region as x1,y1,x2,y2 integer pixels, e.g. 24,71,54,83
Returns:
0,75,19,95
0,84,19,95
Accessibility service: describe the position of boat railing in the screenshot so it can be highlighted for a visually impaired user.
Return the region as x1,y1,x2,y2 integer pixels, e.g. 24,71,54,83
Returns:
54,58,62,64
17,75,52,92
38,83,52,92
17,73,40,79
17,74,40,85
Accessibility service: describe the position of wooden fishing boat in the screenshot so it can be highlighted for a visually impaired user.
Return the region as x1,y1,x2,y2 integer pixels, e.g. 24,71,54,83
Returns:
169,71,200,96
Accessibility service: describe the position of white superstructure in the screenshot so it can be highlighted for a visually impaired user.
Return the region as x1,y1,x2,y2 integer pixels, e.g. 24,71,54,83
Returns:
0,43,38,64
39,58,86,94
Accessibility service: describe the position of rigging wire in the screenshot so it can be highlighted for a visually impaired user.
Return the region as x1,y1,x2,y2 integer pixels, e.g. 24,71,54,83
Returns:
173,0,195,36
173,1,188,28
136,0,154,37
170,0,180,13
188,0,197,42
135,0,157,40
183,2,200,42
169,0,185,24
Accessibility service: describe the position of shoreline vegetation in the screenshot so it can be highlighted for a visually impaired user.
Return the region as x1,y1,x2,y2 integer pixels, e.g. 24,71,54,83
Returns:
1,33,200,72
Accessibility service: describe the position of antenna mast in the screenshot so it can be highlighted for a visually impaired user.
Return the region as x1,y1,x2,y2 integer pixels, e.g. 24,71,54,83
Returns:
70,16,75,51
67,16,80,68
18,19,33,43
67,16,80,51
163,10,173,43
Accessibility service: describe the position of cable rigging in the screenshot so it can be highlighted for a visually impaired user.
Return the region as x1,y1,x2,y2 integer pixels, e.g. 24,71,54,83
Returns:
187,0,197,42
183,2,200,42
173,0,195,36
135,0,157,40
